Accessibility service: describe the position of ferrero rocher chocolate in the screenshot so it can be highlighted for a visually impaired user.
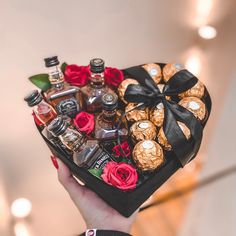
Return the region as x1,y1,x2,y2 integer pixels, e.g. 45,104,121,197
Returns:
118,78,139,103
157,121,191,150
132,140,164,171
130,120,156,143
163,63,185,82
179,80,205,99
179,97,206,121
150,102,164,127
125,103,149,122
142,63,162,84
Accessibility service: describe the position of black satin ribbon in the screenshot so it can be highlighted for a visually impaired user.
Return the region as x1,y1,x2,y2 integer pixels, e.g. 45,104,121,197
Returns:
120,65,203,167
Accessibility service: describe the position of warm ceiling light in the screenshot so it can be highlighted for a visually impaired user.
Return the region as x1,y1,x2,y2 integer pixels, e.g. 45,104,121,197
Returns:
185,54,202,77
11,198,32,218
194,0,213,26
14,222,30,236
198,25,217,39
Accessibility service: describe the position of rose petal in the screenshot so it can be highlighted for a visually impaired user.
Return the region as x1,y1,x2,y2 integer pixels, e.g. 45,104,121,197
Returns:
101,162,138,191
74,112,94,135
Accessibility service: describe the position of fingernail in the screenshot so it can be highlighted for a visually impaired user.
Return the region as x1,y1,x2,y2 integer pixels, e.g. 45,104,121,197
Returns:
50,156,59,169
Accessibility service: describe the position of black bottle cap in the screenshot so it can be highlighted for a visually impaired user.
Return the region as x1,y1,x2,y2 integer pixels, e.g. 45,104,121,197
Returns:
47,116,68,137
24,90,43,107
44,56,60,67
90,58,105,73
102,93,118,111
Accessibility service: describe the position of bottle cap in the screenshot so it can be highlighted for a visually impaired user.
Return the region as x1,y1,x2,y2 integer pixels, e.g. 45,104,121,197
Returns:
102,93,118,111
90,58,105,73
24,90,43,107
44,56,60,67
47,116,68,136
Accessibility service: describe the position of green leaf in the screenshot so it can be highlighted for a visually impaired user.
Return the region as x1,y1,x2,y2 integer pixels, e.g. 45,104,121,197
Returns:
61,62,68,74
28,74,51,91
120,158,128,163
88,168,103,179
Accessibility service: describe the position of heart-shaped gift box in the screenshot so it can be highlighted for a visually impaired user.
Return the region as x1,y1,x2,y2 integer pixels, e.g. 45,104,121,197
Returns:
37,62,211,217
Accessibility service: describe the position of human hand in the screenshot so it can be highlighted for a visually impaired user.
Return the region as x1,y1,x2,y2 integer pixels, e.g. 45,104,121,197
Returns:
52,157,137,234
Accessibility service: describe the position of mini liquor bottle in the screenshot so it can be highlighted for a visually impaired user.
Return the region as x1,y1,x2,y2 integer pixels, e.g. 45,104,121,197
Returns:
44,56,83,118
48,116,112,169
95,93,128,141
24,90,57,125
81,58,115,113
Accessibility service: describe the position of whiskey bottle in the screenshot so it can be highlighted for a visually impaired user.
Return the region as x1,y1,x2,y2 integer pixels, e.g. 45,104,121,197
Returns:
81,58,115,113
95,93,128,141
24,90,57,125
48,116,112,169
44,56,83,118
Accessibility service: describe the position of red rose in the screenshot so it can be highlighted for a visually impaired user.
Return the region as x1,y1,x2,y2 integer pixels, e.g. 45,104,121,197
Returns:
32,112,44,126
65,64,90,87
112,141,131,158
73,112,94,135
101,162,138,191
104,67,124,87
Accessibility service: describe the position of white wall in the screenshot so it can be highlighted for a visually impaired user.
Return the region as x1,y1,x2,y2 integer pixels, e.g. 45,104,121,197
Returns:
0,0,235,235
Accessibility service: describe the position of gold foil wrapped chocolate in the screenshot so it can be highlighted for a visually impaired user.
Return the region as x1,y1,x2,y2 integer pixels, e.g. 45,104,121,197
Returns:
130,120,156,143
163,63,185,82
150,102,164,127
133,140,164,171
179,80,205,99
157,121,191,150
125,103,149,122
142,63,162,84
118,78,139,103
179,97,206,121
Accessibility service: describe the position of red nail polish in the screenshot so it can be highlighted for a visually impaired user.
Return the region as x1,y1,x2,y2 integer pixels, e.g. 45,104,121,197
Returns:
50,156,59,169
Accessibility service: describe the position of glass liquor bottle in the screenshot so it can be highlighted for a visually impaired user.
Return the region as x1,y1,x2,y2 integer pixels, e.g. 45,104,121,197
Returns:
24,90,57,125
95,93,128,141
44,56,83,118
81,58,115,113
48,116,113,169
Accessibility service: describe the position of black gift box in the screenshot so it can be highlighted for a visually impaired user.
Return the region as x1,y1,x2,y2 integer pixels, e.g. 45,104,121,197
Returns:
38,63,211,217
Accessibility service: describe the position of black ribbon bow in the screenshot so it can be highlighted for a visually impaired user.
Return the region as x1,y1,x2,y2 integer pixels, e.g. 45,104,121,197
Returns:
122,65,204,167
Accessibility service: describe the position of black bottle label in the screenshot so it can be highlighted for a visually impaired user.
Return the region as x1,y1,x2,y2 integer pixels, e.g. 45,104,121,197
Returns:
56,98,79,118
89,150,112,169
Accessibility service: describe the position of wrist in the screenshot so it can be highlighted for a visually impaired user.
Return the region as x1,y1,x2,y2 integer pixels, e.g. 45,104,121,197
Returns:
80,229,132,236
86,223,131,234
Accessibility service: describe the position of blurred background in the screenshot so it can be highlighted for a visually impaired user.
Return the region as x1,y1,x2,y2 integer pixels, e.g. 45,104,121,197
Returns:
0,0,236,235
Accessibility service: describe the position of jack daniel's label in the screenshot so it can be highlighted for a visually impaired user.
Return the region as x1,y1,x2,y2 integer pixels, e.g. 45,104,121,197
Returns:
89,149,112,169
56,98,79,118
